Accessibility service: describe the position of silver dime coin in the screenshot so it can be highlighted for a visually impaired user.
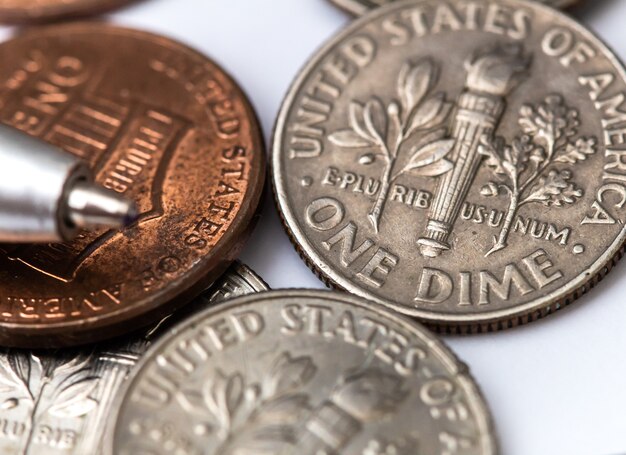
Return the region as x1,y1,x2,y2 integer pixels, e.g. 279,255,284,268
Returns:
273,0,626,332
108,290,497,455
0,263,267,455
329,0,580,16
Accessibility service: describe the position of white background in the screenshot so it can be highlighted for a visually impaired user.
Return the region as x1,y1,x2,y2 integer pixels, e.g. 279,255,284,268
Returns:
3,1,626,454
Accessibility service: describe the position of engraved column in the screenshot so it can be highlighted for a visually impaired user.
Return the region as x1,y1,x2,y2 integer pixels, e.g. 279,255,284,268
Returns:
418,46,530,258
298,369,406,454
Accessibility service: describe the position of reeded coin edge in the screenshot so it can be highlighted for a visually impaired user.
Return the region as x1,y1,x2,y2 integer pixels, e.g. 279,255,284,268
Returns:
228,261,271,294
106,289,499,455
271,0,626,333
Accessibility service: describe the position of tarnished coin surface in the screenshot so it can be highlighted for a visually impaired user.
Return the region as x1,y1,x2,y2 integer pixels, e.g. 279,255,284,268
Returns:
0,0,139,24
273,0,626,331
0,24,266,348
0,262,268,455
329,0,579,16
109,290,497,455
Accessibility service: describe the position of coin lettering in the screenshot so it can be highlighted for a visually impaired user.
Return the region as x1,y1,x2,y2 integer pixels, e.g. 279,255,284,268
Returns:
0,24,266,347
0,263,268,455
273,0,626,331
110,291,497,455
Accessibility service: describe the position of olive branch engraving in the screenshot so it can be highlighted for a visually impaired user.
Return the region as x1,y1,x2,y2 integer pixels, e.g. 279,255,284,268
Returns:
176,351,409,454
329,58,454,232
0,352,98,453
478,94,597,256
176,351,316,454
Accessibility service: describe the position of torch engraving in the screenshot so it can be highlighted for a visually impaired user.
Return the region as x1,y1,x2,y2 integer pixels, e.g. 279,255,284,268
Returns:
301,367,407,454
417,45,531,258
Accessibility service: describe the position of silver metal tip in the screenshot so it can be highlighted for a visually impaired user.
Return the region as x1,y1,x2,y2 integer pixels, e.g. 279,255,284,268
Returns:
65,181,138,231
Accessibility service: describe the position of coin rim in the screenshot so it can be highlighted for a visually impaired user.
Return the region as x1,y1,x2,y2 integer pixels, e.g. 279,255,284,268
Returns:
0,22,267,347
106,289,499,455
272,0,626,332
327,0,579,16
227,261,271,293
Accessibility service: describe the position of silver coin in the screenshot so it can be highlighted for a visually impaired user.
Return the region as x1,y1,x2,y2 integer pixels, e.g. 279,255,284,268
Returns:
0,262,268,455
108,290,497,455
273,0,626,331
329,0,580,16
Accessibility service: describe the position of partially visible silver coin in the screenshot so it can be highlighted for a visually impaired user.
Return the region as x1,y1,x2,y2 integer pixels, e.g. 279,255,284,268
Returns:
273,0,626,331
329,0,580,16
0,263,268,455
109,290,497,455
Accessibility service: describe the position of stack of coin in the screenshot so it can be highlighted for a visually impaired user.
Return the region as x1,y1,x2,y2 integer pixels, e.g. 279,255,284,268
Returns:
268,0,626,452
0,10,270,455
0,262,268,454
0,0,623,454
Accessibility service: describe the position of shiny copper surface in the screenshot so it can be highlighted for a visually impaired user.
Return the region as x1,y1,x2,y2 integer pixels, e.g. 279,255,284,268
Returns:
0,23,266,348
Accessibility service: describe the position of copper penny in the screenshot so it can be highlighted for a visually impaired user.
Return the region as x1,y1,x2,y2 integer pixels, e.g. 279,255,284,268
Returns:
0,23,266,348
0,0,140,24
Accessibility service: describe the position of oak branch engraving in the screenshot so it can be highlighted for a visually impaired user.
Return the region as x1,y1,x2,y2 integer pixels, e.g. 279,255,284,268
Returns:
479,95,597,256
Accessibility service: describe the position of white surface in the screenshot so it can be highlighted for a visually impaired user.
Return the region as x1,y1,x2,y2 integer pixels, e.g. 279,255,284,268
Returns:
5,1,626,453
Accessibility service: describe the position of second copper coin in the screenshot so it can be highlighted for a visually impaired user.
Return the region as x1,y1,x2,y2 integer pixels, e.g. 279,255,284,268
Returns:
0,0,141,24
